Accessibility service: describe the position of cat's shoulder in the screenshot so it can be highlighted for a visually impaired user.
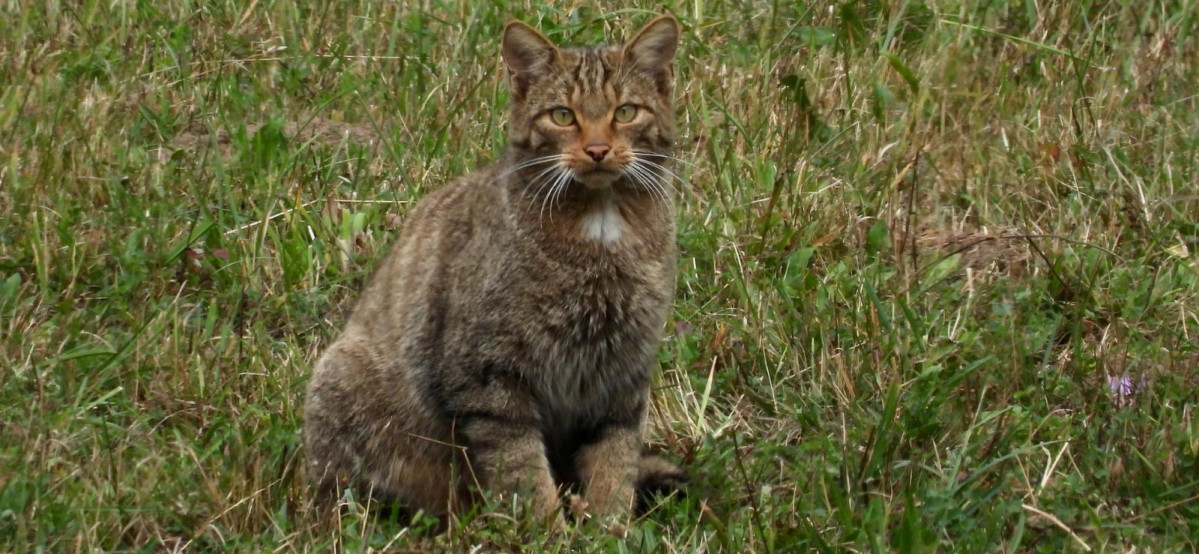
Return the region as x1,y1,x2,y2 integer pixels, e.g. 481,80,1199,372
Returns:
402,162,508,221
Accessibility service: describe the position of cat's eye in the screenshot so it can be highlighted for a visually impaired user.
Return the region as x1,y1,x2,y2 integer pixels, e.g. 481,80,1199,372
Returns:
550,107,576,127
614,104,638,123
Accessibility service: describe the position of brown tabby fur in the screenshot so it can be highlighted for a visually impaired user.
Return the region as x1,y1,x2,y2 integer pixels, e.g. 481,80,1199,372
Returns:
303,16,684,526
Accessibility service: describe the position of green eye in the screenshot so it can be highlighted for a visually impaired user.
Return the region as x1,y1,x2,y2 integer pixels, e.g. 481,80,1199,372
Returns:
614,104,638,123
550,107,575,126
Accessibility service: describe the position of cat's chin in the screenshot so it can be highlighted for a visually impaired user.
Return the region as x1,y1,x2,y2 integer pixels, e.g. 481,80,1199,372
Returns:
575,170,621,190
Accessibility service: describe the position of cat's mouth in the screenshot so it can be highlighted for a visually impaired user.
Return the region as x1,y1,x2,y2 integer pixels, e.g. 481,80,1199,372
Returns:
573,167,622,190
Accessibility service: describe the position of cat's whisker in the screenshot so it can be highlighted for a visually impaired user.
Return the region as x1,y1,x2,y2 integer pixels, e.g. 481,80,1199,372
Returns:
514,153,563,168
631,157,685,187
628,159,666,192
621,166,650,207
535,167,562,220
523,164,566,220
634,160,675,208
630,166,681,208
548,169,573,217
631,150,697,168
528,165,560,191
537,173,555,224
644,172,673,209
540,167,570,224
638,174,669,213
500,154,563,178
624,163,659,204
624,161,671,211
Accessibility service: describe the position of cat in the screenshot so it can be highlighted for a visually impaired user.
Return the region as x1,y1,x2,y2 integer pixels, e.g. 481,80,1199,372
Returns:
303,15,684,527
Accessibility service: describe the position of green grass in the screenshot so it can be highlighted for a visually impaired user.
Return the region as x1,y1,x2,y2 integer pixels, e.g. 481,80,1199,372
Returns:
2,0,1197,551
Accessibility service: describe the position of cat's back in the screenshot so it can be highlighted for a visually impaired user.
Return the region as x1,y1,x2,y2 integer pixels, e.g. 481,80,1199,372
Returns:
341,164,510,340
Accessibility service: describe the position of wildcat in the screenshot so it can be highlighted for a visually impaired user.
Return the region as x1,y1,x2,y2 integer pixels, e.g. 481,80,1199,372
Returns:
303,15,684,526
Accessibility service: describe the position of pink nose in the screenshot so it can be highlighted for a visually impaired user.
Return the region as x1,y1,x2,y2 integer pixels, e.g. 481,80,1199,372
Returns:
584,144,610,162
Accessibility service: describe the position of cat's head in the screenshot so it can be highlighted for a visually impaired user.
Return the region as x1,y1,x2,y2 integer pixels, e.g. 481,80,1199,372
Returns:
501,16,679,192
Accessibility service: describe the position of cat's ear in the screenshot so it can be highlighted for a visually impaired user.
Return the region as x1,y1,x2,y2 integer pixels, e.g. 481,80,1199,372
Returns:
502,21,558,96
622,16,680,93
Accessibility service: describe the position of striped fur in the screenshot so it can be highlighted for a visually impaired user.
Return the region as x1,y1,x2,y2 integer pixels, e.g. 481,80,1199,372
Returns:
303,16,684,526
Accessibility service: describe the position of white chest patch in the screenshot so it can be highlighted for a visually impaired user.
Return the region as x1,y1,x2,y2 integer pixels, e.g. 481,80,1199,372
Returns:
580,202,625,244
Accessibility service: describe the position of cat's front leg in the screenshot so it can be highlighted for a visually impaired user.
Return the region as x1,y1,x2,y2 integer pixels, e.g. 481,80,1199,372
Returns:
575,395,646,518
457,410,564,527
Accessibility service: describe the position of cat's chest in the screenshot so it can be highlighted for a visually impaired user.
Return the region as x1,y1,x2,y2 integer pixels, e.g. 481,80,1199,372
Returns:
522,265,662,411
535,259,660,348
577,201,626,244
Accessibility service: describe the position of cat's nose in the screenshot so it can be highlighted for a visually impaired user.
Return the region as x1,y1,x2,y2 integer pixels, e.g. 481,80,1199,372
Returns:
584,144,610,162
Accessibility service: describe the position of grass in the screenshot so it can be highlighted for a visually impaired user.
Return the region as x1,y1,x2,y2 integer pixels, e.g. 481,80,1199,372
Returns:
2,0,1197,551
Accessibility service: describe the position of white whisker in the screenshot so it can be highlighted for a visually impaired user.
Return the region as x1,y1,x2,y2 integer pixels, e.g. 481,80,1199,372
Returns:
625,160,672,210
627,163,660,206
549,170,572,213
529,164,562,193
523,164,565,219
621,165,652,209
499,154,562,178
632,156,685,186
536,168,563,217
637,161,675,208
631,150,697,168
540,168,571,224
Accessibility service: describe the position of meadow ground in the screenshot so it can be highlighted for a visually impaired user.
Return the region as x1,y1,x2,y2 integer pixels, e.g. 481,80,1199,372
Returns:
2,1,1197,551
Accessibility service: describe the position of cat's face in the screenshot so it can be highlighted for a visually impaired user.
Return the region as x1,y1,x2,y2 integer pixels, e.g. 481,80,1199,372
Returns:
502,17,679,192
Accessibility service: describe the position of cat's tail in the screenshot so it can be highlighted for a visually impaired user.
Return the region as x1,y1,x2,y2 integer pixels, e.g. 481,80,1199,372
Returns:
635,453,688,513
